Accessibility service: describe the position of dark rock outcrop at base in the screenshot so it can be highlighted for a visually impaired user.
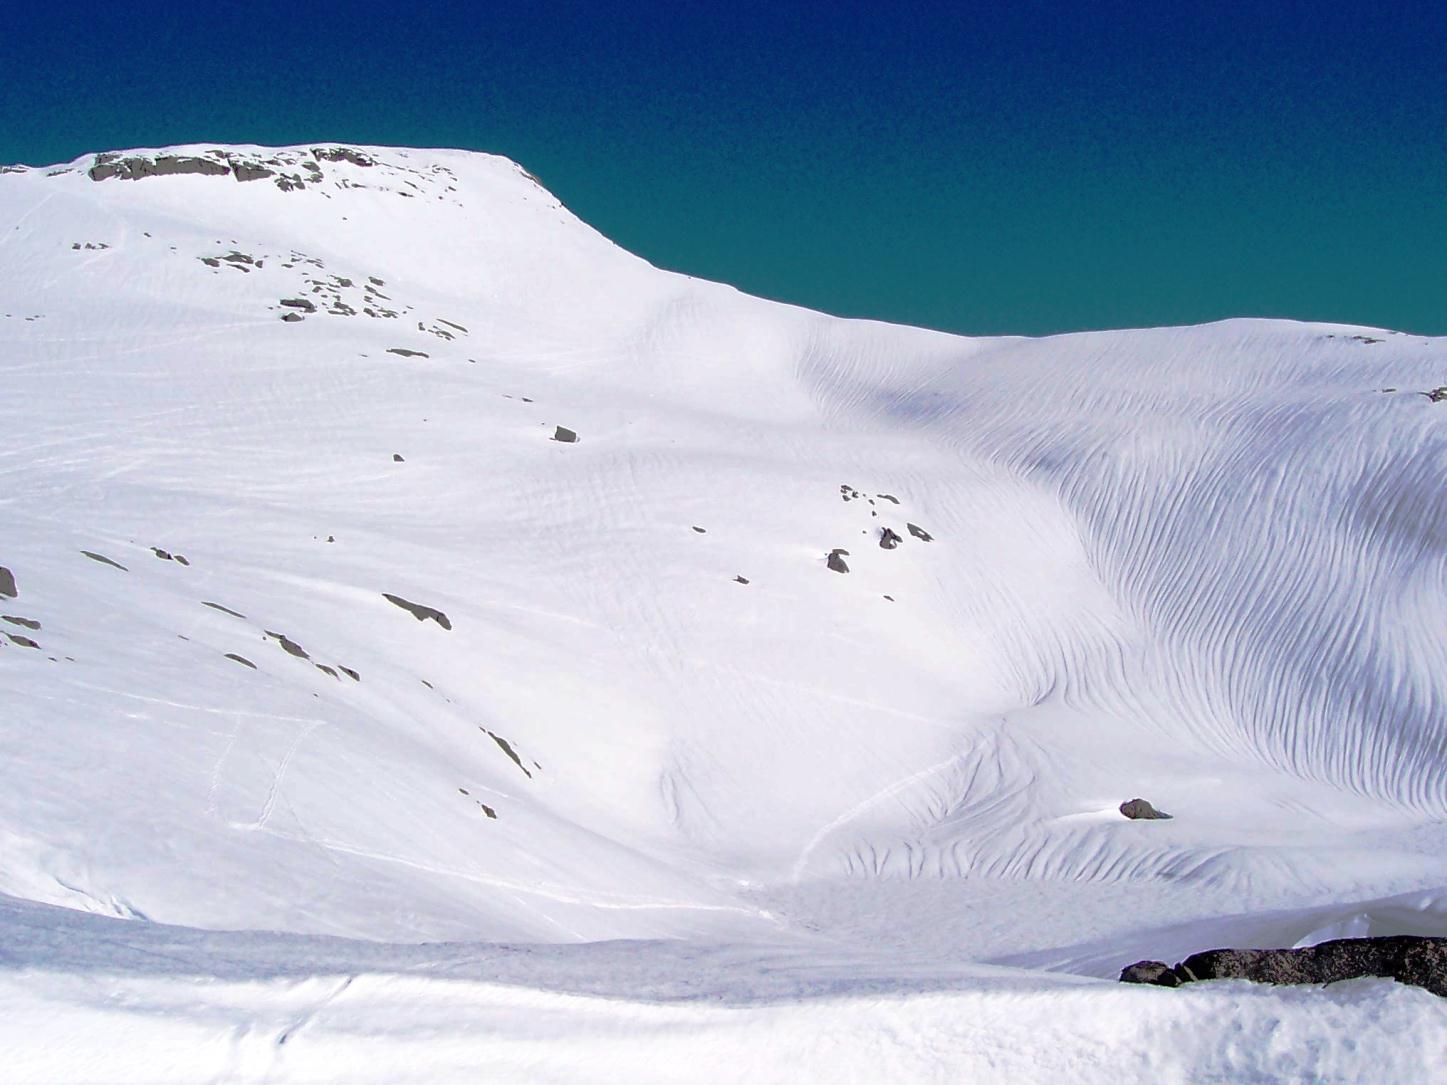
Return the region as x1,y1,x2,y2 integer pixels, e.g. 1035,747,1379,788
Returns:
1119,960,1181,987
383,593,452,630
906,522,933,542
552,426,578,443
0,566,15,598
1120,797,1171,820
827,549,850,573
1121,936,1447,998
880,527,902,550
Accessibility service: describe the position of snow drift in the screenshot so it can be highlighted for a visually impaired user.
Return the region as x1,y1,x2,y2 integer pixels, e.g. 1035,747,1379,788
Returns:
1,143,1444,1081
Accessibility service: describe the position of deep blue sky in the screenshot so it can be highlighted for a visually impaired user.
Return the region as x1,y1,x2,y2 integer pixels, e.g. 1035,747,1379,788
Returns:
5,2,1444,335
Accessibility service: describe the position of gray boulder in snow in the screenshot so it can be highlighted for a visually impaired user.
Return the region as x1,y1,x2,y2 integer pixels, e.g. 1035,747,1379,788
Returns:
1119,798,1171,820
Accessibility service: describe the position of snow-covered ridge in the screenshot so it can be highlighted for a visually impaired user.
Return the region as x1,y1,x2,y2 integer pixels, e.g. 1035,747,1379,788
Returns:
2,142,1445,1080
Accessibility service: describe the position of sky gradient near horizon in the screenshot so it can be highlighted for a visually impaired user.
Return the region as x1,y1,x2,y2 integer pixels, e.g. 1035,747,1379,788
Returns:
5,2,1444,336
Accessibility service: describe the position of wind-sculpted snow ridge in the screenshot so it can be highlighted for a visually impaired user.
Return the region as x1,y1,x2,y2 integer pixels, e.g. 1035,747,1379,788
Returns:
1,143,1445,1079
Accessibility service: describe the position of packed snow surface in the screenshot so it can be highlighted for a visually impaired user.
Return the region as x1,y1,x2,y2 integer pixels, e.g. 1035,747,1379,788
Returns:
1,144,1444,1081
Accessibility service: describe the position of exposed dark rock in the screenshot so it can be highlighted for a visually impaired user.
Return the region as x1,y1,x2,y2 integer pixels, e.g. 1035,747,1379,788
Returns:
280,298,316,312
877,493,900,504
224,653,257,669
281,313,304,323
392,453,405,462
151,547,174,561
3,615,40,630
438,319,468,333
552,426,578,443
1121,936,1447,998
692,526,707,534
485,730,532,778
6,632,39,649
880,527,902,550
80,550,127,571
1120,798,1172,820
1421,387,1447,403
906,523,933,542
90,154,232,182
479,802,497,819
174,554,190,566
231,163,275,183
386,348,429,358
734,575,750,584
315,664,339,679
882,594,895,601
0,566,15,598
311,147,375,167
338,665,360,681
382,593,452,630
1119,960,1182,987
827,549,851,573
265,631,310,659
202,601,246,619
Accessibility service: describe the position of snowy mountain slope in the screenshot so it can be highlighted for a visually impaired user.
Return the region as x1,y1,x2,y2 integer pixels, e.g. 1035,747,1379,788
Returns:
2,143,1446,1079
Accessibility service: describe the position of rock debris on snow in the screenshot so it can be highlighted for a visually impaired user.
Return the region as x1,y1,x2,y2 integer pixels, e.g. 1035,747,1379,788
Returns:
79,550,127,571
382,593,452,629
